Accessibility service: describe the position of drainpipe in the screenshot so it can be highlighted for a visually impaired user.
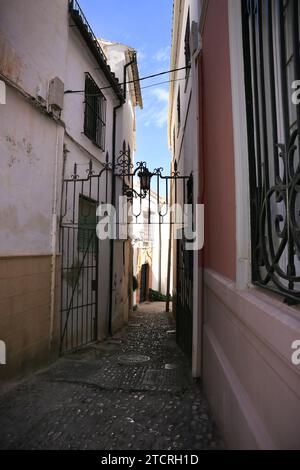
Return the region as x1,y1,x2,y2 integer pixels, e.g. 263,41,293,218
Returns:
158,215,162,293
108,102,122,336
49,125,61,356
123,55,135,102
108,56,135,336
166,164,174,313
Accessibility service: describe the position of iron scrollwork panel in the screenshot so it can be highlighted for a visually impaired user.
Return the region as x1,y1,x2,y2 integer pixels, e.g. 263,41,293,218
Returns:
244,0,300,303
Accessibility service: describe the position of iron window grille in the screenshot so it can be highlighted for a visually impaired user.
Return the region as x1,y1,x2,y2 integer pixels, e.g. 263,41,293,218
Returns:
177,87,181,130
243,0,300,303
84,72,106,150
185,10,191,83
173,127,176,157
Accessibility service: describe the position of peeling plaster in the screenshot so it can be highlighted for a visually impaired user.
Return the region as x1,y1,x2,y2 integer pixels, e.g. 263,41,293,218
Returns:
0,31,24,85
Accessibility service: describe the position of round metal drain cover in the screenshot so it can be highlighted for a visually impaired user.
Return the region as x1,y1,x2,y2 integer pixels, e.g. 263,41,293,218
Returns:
117,354,151,365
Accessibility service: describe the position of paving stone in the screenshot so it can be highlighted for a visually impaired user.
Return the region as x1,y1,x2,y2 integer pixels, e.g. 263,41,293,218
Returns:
0,304,224,450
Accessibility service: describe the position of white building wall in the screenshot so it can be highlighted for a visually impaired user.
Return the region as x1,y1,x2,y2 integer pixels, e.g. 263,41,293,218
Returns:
0,88,64,255
0,0,69,104
169,0,200,170
0,0,69,256
168,0,202,376
101,42,137,155
0,0,140,376
64,30,118,169
0,0,69,377
132,188,171,300
98,43,139,329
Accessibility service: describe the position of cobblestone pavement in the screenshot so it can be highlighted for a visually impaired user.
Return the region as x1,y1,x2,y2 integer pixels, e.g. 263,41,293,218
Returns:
0,303,224,450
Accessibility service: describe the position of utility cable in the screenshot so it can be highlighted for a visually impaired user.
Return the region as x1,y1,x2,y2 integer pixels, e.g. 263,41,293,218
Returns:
64,65,190,94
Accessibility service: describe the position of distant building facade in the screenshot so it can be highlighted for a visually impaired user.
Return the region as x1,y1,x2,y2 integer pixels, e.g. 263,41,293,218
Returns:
132,186,171,305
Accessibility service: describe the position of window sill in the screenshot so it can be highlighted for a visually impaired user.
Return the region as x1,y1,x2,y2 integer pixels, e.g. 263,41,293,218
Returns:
83,131,105,153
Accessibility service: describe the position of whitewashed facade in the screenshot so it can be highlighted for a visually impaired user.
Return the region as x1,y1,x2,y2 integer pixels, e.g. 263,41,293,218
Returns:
131,186,171,305
168,0,202,376
0,0,142,378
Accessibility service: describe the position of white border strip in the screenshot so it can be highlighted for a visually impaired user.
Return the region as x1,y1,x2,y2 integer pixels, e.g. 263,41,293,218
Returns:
228,0,251,290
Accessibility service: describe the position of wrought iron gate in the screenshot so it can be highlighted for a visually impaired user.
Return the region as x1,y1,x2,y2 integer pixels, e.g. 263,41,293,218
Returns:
60,160,110,353
59,152,194,354
60,212,99,354
140,263,149,302
175,173,194,361
176,235,193,361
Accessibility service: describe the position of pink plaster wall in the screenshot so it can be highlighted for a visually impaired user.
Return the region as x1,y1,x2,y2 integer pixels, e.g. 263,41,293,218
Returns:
200,0,236,281
199,1,300,449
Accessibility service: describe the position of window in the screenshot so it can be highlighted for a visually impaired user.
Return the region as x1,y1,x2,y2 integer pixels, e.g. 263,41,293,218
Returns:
185,10,191,81
78,195,97,253
84,73,106,150
243,0,300,302
173,127,176,157
177,88,181,129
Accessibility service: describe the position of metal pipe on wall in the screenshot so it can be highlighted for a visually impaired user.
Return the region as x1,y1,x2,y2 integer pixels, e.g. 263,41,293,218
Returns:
108,57,136,336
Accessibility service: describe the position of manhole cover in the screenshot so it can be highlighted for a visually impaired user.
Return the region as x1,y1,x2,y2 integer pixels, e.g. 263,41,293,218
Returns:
117,354,151,365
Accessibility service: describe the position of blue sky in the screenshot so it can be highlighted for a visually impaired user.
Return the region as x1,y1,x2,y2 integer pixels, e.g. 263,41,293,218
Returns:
79,0,174,174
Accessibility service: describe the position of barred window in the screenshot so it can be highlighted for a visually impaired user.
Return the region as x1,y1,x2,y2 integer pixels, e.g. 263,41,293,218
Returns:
84,73,106,150
185,10,191,81
177,87,181,129
173,127,176,156
243,0,300,302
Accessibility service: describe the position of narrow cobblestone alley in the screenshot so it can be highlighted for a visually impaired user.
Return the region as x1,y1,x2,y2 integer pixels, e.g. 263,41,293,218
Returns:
0,304,224,450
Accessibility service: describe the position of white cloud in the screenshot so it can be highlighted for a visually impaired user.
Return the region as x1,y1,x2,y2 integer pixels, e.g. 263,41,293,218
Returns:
137,48,147,62
151,88,169,102
153,46,171,63
141,87,169,128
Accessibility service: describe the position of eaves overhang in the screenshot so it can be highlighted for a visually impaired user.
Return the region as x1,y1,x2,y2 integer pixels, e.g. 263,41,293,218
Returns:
68,0,125,103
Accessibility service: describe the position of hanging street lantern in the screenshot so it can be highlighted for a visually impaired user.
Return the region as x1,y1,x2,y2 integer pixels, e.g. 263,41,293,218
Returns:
138,166,152,194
